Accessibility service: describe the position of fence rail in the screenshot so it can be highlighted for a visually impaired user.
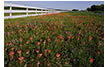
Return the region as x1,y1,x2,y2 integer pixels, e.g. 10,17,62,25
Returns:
4,3,60,19
4,10,49,13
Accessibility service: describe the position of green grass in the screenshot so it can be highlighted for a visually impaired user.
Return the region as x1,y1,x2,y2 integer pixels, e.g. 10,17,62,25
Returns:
4,13,10,16
12,13,26,16
28,12,36,14
4,12,49,16
4,13,27,16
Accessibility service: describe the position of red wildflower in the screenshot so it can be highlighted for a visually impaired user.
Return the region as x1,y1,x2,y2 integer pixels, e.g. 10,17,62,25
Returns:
9,42,13,46
16,22,18,24
37,61,40,65
99,41,101,46
6,43,9,46
48,49,51,54
72,36,74,39
56,39,59,42
59,35,62,38
17,50,21,54
97,51,101,54
8,22,11,25
9,51,15,56
11,47,14,50
42,33,44,35
20,44,22,47
89,58,94,63
30,37,33,41
77,37,80,40
62,37,64,40
26,50,30,54
30,64,32,67
96,30,98,33
89,36,92,41
19,38,22,42
48,37,50,42
38,53,42,57
5,48,8,51
99,36,103,40
79,30,82,34
46,30,49,32
44,49,48,52
65,61,69,64
47,62,51,66
18,56,24,63
85,30,87,32
52,32,55,35
37,42,40,45
26,41,29,44
43,40,46,45
18,56,24,61
68,35,70,39
83,41,85,45
7,32,10,36
40,39,42,42
47,27,50,30
56,53,60,58
36,50,39,53
35,25,37,29
31,24,34,27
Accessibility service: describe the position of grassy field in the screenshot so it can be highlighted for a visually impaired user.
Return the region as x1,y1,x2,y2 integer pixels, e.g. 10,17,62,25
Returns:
4,12,104,67
4,12,47,16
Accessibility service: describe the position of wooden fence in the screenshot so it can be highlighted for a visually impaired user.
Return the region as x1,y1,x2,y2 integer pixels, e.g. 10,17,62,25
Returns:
4,3,61,19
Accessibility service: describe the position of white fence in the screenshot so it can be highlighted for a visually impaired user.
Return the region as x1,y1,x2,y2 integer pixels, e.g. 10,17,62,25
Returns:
4,3,59,19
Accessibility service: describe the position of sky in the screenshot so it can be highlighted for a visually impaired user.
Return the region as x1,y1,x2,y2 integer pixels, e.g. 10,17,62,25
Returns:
5,1,104,10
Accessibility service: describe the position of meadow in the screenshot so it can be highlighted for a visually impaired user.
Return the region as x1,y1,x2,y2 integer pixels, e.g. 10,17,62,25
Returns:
4,12,104,67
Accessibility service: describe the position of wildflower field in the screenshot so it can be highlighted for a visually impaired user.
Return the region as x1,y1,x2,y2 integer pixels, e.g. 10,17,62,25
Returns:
4,12,104,67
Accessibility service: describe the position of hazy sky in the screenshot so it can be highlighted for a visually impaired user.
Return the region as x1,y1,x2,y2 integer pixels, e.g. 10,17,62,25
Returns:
5,1,104,10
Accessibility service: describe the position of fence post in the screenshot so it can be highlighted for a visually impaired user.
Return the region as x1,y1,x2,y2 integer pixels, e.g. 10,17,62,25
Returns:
46,10,48,14
10,4,12,17
41,9,43,15
48,10,50,14
26,8,28,16
36,9,37,15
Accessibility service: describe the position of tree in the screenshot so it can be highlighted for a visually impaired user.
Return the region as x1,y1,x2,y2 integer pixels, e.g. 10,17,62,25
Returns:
91,5,96,11
87,8,91,11
87,4,104,11
72,9,79,11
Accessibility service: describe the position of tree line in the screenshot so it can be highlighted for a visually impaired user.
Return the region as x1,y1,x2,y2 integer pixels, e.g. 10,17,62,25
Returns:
87,4,104,11
72,4,104,12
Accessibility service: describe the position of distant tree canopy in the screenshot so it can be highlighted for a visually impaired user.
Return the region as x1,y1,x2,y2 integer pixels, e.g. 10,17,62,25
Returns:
72,9,79,11
87,4,104,11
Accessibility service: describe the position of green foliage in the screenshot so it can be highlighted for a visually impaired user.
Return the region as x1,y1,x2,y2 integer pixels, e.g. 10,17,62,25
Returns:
72,9,79,11
87,4,104,12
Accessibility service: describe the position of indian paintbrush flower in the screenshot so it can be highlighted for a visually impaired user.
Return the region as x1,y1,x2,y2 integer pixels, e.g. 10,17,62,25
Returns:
37,42,40,45
89,58,94,63
9,51,15,60
38,53,42,57
36,50,39,53
89,36,92,41
26,50,30,54
56,53,60,58
26,41,30,44
83,41,85,45
30,37,33,41
17,49,22,56
9,51,15,56
18,56,24,64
